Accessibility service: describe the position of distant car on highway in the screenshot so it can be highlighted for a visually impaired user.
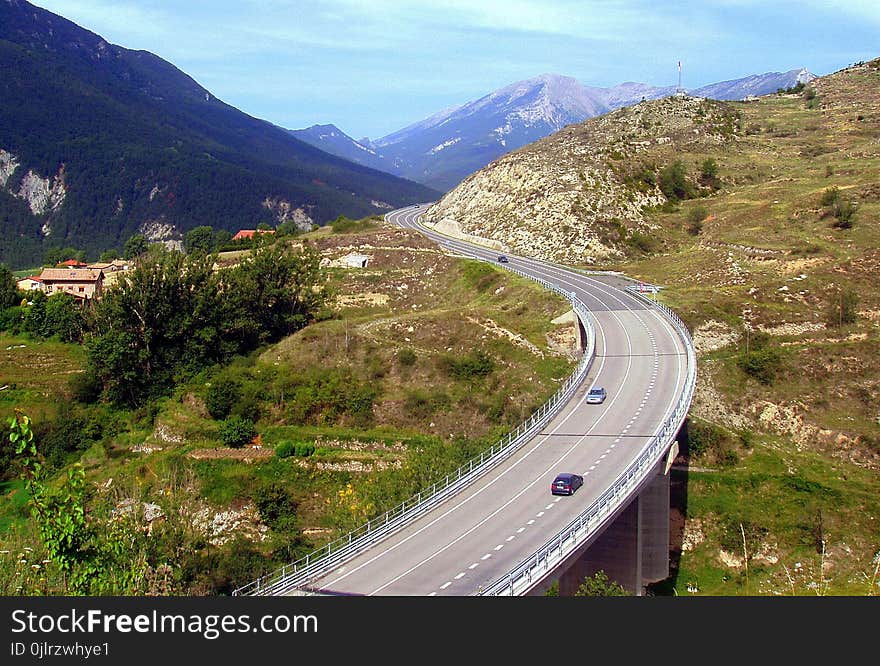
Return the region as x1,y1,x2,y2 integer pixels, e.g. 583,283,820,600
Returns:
586,387,607,404
497,255,509,263
551,473,584,496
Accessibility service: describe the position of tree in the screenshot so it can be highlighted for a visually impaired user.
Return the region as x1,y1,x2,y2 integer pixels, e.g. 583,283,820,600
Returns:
184,225,216,255
43,246,64,267
574,570,630,596
699,158,720,189
123,234,148,260
6,411,151,594
99,249,119,262
214,229,233,247
205,376,241,420
88,248,216,405
687,205,709,235
276,220,302,237
43,293,87,343
221,244,326,346
0,264,20,308
23,290,48,335
659,160,694,201
87,244,325,407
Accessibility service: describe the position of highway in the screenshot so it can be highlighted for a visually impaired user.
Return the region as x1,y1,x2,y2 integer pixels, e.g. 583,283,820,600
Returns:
291,203,691,596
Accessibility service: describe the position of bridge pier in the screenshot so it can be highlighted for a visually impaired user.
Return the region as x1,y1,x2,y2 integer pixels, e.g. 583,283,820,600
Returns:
554,467,670,596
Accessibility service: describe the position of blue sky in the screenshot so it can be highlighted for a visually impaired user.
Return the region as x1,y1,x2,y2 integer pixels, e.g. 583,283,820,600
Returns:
31,1,880,140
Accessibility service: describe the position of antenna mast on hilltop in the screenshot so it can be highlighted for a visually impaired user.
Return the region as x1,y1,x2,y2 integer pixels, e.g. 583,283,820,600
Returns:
675,60,686,97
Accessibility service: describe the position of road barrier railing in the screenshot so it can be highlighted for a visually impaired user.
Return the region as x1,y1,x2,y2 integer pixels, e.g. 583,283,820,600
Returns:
232,256,597,596
478,286,696,595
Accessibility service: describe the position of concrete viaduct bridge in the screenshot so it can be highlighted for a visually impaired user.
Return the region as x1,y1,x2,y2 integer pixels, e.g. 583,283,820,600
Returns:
234,203,696,596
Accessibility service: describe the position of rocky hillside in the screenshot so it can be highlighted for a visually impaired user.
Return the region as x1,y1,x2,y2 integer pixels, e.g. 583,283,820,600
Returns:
427,58,880,595
423,94,742,263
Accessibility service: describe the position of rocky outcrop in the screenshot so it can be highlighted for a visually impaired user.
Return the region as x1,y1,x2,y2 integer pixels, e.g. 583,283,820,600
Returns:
0,149,20,187
0,148,67,224
139,219,183,251
423,95,741,264
262,197,314,230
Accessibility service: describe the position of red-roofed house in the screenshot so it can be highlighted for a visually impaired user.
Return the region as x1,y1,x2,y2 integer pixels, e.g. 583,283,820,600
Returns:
58,259,87,268
232,229,275,241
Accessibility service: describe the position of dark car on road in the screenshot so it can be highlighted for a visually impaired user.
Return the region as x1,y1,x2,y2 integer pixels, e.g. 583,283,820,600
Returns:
497,255,509,263
551,473,584,496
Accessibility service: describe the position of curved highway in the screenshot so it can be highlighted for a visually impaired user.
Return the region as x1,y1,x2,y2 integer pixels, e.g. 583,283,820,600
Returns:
292,203,690,596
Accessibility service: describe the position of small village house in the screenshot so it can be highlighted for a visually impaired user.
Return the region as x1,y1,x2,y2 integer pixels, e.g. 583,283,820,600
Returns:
16,276,44,292
38,268,105,300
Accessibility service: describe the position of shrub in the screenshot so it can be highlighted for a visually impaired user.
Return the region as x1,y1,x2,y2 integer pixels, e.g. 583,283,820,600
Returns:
274,440,315,458
295,441,316,457
820,186,840,206
659,160,694,201
737,346,783,385
439,350,494,380
218,416,256,448
68,371,103,404
575,570,629,596
826,288,859,327
397,348,417,367
254,482,298,530
803,87,819,109
699,158,720,189
685,419,721,457
275,440,296,458
205,377,241,420
627,230,659,254
404,388,437,419
831,200,857,228
0,306,24,333
687,206,709,236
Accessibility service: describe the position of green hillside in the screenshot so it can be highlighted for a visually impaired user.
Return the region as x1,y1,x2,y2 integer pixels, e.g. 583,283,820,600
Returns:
0,1,438,268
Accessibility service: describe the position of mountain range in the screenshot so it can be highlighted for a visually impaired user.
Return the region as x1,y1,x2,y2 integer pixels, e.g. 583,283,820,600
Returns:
0,0,438,268
293,69,815,191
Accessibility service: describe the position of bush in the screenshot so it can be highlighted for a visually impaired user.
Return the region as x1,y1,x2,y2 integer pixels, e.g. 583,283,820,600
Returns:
275,440,296,458
737,346,783,384
218,416,256,448
575,570,629,596
826,288,859,327
439,350,494,380
275,440,315,458
397,348,417,367
687,206,709,235
831,200,857,228
254,482,298,530
627,230,659,254
699,158,720,189
0,306,24,333
659,160,694,201
205,377,241,420
820,186,840,206
68,371,103,404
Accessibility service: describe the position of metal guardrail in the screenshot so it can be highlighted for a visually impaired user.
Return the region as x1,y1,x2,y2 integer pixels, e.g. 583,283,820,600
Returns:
478,286,696,595
232,256,597,596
